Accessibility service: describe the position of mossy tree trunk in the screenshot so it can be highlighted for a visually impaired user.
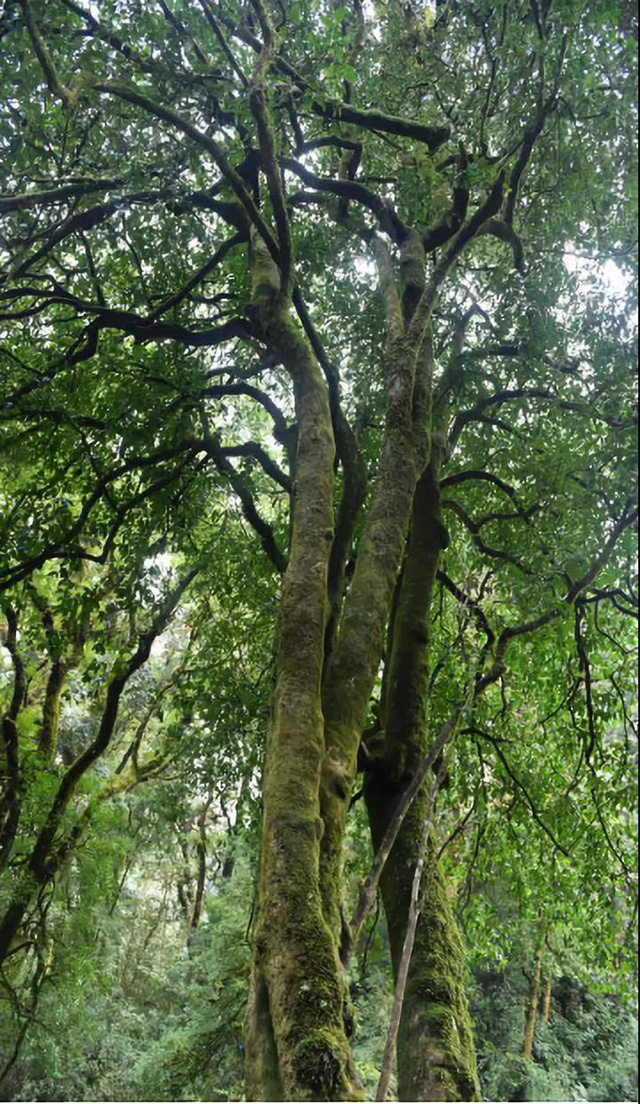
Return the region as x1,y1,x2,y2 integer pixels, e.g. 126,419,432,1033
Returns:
523,946,543,1061
542,969,553,1024
365,455,480,1102
245,242,438,1100
243,93,504,1093
244,237,357,1101
397,839,480,1102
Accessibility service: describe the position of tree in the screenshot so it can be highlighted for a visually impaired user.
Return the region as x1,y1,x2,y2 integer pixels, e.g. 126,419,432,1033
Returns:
0,0,636,1100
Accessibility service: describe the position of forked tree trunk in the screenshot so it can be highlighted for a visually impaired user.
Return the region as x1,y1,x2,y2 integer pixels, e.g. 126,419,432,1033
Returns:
245,166,503,1098
245,267,432,1099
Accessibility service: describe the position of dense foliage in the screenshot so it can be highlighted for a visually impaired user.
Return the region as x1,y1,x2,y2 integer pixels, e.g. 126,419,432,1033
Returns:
0,0,637,1099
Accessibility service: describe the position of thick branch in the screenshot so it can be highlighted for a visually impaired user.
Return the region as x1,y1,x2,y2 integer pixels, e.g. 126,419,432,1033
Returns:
283,159,409,243
219,441,291,492
223,12,450,148
440,468,517,498
0,179,121,213
407,171,506,346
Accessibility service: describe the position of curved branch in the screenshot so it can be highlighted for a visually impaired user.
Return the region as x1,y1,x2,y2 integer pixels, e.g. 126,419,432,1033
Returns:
442,498,533,574
437,571,495,648
440,469,517,498
18,0,74,108
202,381,289,439
32,572,194,885
219,441,291,492
0,179,122,214
566,505,638,603
282,158,408,243
407,171,506,345
149,232,247,320
220,12,450,150
470,728,571,857
90,81,280,261
422,155,470,252
478,217,525,273
11,296,254,348
202,437,287,573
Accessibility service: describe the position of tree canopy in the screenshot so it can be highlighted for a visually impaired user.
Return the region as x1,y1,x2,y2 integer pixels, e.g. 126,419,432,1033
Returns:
0,0,637,1100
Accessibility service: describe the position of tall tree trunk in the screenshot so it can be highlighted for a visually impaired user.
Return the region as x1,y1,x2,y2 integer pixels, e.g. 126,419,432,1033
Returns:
244,238,358,1101
245,175,502,1099
542,968,552,1024
365,460,480,1102
319,330,425,942
523,947,543,1061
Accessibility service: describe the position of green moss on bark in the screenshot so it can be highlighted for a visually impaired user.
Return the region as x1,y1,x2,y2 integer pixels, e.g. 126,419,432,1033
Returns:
245,235,361,1101
365,455,480,1102
397,835,480,1101
320,332,432,941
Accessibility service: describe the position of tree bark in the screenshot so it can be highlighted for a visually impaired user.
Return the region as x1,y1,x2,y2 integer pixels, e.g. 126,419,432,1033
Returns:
542,968,552,1024
319,325,427,941
246,176,504,1099
39,657,66,763
523,946,543,1061
365,459,480,1102
244,236,359,1101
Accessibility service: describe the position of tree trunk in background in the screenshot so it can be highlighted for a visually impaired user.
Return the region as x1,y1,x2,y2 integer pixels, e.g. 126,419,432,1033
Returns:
365,461,480,1101
542,969,553,1024
523,947,543,1060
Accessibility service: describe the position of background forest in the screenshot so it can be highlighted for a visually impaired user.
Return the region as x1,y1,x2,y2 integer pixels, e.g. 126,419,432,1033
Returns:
0,0,637,1100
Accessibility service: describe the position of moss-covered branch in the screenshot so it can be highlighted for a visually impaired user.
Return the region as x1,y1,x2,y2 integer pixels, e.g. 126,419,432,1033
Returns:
90,81,280,260
249,0,294,295
18,0,75,108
